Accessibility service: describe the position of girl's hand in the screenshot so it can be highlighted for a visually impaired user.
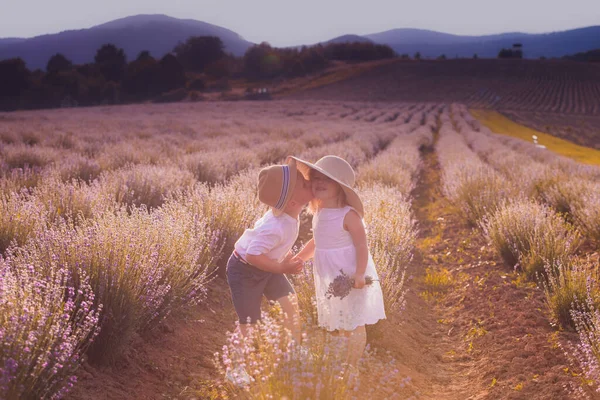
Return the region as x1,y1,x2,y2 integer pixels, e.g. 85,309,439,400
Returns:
282,252,295,263
280,258,303,274
353,274,366,289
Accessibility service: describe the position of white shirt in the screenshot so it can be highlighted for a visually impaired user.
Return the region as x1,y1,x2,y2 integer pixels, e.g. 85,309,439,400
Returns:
234,210,299,262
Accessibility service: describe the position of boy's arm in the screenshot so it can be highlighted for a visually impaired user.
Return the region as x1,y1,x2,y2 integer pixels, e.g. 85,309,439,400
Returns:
295,238,315,262
245,222,302,274
245,253,303,274
344,210,368,289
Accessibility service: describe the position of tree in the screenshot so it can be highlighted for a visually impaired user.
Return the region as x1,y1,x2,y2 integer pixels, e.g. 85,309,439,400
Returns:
204,58,231,79
46,53,73,74
122,57,159,99
300,48,328,74
156,54,186,93
498,48,523,59
94,44,127,82
498,49,511,58
173,36,225,72
42,69,85,104
414,52,421,60
323,42,394,62
136,50,154,62
0,58,30,98
243,43,282,80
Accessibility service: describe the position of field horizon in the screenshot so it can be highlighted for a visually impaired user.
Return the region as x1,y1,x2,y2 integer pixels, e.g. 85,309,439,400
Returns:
285,58,600,150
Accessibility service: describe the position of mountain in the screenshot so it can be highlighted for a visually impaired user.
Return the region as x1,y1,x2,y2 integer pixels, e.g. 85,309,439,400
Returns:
325,35,373,44
0,38,26,47
2,16,599,69
364,26,600,58
365,29,531,46
0,14,254,70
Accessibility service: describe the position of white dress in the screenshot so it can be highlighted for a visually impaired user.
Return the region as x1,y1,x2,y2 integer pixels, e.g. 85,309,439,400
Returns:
312,206,386,331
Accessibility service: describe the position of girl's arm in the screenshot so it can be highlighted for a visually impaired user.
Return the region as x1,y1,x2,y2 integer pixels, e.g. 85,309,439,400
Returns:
344,210,368,289
295,238,315,262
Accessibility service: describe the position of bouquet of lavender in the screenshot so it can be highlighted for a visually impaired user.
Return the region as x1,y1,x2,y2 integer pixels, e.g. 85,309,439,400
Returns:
325,269,375,300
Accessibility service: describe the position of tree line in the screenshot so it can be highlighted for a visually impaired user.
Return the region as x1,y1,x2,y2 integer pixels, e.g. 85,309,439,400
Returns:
0,37,396,111
563,49,600,63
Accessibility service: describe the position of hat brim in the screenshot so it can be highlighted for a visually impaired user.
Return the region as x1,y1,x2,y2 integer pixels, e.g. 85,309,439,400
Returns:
288,156,364,218
272,157,298,217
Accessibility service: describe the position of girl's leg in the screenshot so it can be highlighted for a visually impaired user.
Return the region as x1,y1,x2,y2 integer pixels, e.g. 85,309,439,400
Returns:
276,294,302,344
343,325,366,367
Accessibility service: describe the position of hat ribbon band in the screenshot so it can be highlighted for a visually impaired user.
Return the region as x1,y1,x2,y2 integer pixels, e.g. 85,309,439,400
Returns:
274,165,290,210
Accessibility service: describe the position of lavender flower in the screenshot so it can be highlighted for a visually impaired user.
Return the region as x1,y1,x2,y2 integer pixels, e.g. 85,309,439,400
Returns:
325,270,375,300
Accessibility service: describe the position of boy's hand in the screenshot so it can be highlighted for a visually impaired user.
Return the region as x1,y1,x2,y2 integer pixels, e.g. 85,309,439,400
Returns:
280,258,303,274
353,273,366,289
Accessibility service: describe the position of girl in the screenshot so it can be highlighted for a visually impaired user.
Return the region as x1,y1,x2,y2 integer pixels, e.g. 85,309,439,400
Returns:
291,155,386,368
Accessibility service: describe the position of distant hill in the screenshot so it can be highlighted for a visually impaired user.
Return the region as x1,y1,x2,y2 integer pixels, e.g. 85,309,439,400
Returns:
0,14,254,70
0,38,26,47
363,26,600,59
2,16,599,69
365,29,530,46
325,35,373,44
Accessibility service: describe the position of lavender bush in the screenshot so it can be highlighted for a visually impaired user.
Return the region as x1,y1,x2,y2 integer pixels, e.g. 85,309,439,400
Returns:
436,120,515,225
569,272,600,392
11,206,217,362
215,308,415,399
0,257,101,398
541,258,600,328
482,199,580,277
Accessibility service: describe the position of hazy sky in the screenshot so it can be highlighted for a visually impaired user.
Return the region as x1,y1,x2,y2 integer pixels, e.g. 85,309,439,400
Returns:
1,0,599,46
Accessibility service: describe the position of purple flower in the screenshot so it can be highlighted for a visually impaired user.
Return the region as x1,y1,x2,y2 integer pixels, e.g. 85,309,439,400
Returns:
325,269,375,300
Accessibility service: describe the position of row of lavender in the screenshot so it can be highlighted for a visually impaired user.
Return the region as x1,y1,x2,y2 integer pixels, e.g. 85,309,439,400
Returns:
0,101,432,398
437,104,600,395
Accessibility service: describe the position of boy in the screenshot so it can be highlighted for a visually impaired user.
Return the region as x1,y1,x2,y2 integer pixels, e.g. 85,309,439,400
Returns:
226,157,313,385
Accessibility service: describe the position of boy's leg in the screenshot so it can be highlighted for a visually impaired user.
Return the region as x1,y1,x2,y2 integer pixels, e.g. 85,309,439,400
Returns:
265,274,301,344
226,254,269,336
239,322,253,338
276,294,302,344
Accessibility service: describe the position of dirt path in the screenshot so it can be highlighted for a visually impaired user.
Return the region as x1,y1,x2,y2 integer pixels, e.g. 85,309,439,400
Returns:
69,129,593,400
376,129,592,399
67,280,238,400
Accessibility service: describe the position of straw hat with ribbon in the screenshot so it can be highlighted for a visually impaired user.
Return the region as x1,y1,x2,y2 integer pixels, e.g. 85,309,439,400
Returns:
288,155,364,218
257,158,298,216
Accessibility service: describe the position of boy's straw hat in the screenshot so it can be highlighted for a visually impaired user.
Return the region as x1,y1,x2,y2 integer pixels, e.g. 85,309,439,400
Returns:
257,158,298,216
289,155,364,217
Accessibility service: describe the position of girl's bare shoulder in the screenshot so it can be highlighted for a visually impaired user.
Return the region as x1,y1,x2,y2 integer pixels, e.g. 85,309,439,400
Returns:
343,208,363,231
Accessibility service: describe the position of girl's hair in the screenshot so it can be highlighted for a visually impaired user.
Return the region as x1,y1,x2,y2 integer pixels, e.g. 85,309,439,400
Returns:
307,169,348,215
